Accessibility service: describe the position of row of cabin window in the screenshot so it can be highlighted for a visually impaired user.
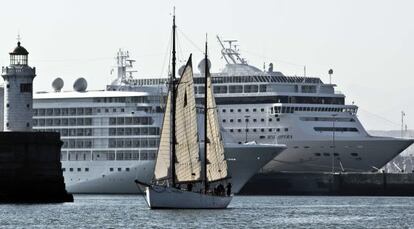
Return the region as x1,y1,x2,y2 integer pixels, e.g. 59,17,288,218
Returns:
34,108,93,116
313,152,360,158
229,128,288,133
222,117,280,123
93,96,148,103
60,138,160,149
221,108,266,113
62,139,93,148
33,107,158,116
108,117,153,125
127,78,168,86
97,106,162,113
129,76,321,88
33,117,154,127
314,127,359,132
109,127,160,136
272,106,357,114
61,150,156,161
108,138,159,148
33,118,93,127
193,75,322,84
36,128,92,137
195,84,267,95
300,117,355,122
62,167,132,172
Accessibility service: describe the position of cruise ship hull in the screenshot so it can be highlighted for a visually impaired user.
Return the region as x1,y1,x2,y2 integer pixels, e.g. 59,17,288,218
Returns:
64,143,286,194
265,137,414,172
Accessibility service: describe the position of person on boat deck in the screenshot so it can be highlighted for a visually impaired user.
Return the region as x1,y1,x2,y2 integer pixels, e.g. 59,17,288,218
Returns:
205,183,210,194
187,183,193,192
226,183,232,196
216,184,225,196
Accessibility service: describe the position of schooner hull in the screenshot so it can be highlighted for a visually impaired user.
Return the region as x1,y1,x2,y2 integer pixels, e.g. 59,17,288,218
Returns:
145,185,232,209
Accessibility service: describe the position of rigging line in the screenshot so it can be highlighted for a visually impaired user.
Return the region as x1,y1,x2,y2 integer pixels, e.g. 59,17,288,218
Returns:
158,30,173,110
177,28,203,54
358,108,401,127
162,28,173,78
32,57,114,63
176,30,183,65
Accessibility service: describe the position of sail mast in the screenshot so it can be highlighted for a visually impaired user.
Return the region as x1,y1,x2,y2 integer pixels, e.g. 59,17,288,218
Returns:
171,11,177,187
203,37,208,192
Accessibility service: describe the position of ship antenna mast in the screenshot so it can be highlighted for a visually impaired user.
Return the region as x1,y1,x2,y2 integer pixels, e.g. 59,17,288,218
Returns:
113,49,137,86
216,35,247,65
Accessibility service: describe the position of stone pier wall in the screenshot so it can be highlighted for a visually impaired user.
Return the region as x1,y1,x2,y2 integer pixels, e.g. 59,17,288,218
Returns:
0,132,73,203
240,172,414,196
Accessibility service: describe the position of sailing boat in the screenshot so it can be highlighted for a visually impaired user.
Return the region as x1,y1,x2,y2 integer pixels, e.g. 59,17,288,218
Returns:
135,15,232,209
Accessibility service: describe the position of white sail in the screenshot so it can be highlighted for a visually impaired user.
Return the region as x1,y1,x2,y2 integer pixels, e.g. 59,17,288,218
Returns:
206,71,228,182
174,56,202,182
154,91,172,181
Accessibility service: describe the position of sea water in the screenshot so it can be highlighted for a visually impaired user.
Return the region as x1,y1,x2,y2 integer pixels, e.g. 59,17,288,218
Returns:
1,195,414,228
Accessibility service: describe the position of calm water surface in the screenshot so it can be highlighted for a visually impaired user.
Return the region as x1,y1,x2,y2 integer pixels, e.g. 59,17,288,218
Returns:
1,195,414,228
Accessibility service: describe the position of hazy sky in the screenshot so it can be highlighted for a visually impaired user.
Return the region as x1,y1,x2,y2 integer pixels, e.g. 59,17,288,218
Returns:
0,0,413,131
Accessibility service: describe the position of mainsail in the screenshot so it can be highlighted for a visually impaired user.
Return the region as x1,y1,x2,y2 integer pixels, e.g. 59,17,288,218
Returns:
205,69,228,182
153,91,172,181
174,56,202,182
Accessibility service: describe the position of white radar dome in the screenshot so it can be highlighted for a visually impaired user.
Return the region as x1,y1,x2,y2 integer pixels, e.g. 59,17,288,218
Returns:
178,65,186,76
197,58,211,74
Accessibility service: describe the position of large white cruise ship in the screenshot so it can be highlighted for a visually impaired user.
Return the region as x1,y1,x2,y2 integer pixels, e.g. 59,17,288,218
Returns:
116,37,413,173
29,50,285,194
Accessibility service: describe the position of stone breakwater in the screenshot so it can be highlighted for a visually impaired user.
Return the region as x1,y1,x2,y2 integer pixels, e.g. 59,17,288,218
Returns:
0,132,73,203
240,171,414,196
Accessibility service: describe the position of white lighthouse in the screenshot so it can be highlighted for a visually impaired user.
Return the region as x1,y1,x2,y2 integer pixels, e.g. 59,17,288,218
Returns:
1,39,36,131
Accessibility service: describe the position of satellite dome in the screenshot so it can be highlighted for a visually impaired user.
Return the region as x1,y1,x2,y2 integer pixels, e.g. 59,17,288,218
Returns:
178,65,186,76
73,77,88,92
52,77,64,92
197,58,211,73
